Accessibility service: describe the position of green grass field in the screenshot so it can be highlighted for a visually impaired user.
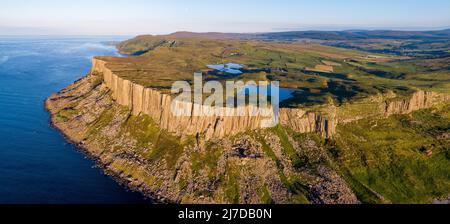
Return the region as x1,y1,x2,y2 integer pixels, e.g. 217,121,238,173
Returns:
329,104,450,203
99,36,450,108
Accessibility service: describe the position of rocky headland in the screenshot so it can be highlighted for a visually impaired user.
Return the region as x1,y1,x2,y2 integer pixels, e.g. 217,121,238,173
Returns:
45,56,450,204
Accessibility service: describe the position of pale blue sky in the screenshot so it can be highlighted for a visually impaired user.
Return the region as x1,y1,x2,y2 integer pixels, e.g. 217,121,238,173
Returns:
0,0,449,35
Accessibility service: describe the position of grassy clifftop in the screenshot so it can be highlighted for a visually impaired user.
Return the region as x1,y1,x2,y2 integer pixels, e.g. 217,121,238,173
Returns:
110,35,450,107
46,74,450,204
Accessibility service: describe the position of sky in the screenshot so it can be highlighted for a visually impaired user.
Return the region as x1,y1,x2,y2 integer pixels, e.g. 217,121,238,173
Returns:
0,0,449,35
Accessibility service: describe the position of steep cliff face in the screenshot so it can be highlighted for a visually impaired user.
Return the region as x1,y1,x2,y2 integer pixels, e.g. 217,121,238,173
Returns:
45,74,360,204
92,58,450,140
46,58,450,204
93,57,337,139
384,91,450,116
279,109,337,138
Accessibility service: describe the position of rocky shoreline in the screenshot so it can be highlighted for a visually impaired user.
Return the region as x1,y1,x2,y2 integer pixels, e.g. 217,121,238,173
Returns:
45,74,363,203
45,79,166,204
46,110,155,203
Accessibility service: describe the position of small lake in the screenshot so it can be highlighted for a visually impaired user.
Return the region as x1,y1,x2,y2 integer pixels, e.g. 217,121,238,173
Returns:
207,63,244,75
238,84,301,103
207,63,300,103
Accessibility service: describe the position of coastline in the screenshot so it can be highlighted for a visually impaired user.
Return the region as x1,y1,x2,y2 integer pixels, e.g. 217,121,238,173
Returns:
42,47,450,204
44,70,450,204
45,86,163,204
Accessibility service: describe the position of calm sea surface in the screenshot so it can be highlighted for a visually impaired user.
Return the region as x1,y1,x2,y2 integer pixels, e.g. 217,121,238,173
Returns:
0,36,147,204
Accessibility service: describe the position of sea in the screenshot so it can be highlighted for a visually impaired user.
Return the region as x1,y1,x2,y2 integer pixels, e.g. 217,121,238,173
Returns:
0,36,148,204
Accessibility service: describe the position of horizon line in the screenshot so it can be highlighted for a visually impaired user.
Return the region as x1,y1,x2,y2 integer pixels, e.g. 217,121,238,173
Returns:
1,27,450,37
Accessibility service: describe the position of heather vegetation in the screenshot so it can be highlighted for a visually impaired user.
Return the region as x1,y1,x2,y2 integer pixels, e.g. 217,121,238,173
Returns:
329,105,450,203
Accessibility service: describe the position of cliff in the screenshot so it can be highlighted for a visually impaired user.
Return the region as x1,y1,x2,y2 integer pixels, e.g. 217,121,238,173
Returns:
92,58,338,139
92,57,450,140
384,91,450,116
45,74,360,204
45,59,450,204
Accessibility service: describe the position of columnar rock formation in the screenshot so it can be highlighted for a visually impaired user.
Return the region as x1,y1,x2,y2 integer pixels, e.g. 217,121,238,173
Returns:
279,109,337,138
92,57,449,140
384,91,450,116
92,58,336,139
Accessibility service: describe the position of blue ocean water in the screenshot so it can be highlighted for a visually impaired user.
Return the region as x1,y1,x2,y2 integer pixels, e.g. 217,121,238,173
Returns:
0,36,148,204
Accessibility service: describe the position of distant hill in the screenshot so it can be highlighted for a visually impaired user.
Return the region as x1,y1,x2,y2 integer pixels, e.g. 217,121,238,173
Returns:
257,29,450,58
150,29,450,41
257,29,450,41
166,31,255,39
117,32,257,55
118,29,450,58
